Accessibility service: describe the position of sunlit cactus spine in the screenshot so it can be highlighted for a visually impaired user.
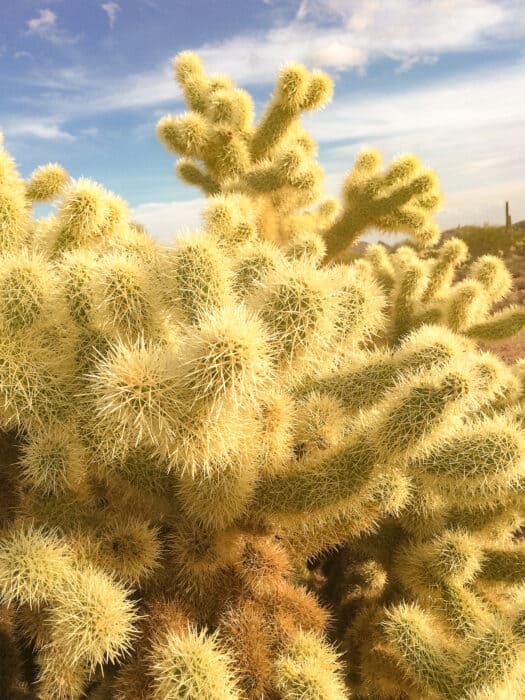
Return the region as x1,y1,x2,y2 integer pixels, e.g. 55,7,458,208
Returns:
0,49,523,700
26,163,70,203
0,131,31,251
360,239,525,344
274,628,348,700
323,149,443,259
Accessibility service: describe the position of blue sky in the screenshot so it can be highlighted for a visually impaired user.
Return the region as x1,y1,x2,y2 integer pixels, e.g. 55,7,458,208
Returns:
1,0,524,243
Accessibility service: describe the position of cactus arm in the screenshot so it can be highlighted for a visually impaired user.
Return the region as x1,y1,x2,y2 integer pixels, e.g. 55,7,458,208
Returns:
322,150,442,260
176,158,221,195
381,603,458,700
251,437,377,519
464,305,525,340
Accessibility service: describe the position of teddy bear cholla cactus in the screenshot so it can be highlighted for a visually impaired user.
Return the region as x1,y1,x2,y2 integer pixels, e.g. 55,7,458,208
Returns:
157,51,443,253
0,53,523,700
360,238,525,345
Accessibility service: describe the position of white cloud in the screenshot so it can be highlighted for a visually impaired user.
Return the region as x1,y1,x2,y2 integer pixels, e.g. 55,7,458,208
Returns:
89,64,177,111
195,24,369,84
186,0,523,85
135,0,523,95
132,198,206,244
308,42,367,71
394,55,438,75
20,66,94,91
301,61,525,146
27,9,57,35
296,0,508,52
25,8,79,45
1,118,74,141
101,2,120,29
15,0,525,116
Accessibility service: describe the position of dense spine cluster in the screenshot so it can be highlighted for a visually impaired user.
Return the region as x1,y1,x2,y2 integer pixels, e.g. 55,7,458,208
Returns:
361,239,525,345
0,52,524,699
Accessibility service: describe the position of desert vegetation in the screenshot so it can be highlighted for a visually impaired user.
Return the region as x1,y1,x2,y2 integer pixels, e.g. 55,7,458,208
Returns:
0,51,524,699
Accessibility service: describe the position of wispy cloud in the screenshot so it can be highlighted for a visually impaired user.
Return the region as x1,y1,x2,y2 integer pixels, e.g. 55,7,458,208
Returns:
26,9,56,36
86,0,516,113
14,62,177,115
89,64,176,111
25,9,79,45
1,118,75,141
14,0,525,117
18,66,94,92
301,61,525,146
394,55,438,75
306,60,525,228
101,2,121,29
295,0,519,52
132,199,206,243
189,0,524,84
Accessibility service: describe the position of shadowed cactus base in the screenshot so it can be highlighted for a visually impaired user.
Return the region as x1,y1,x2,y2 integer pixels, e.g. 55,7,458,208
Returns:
0,52,524,700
